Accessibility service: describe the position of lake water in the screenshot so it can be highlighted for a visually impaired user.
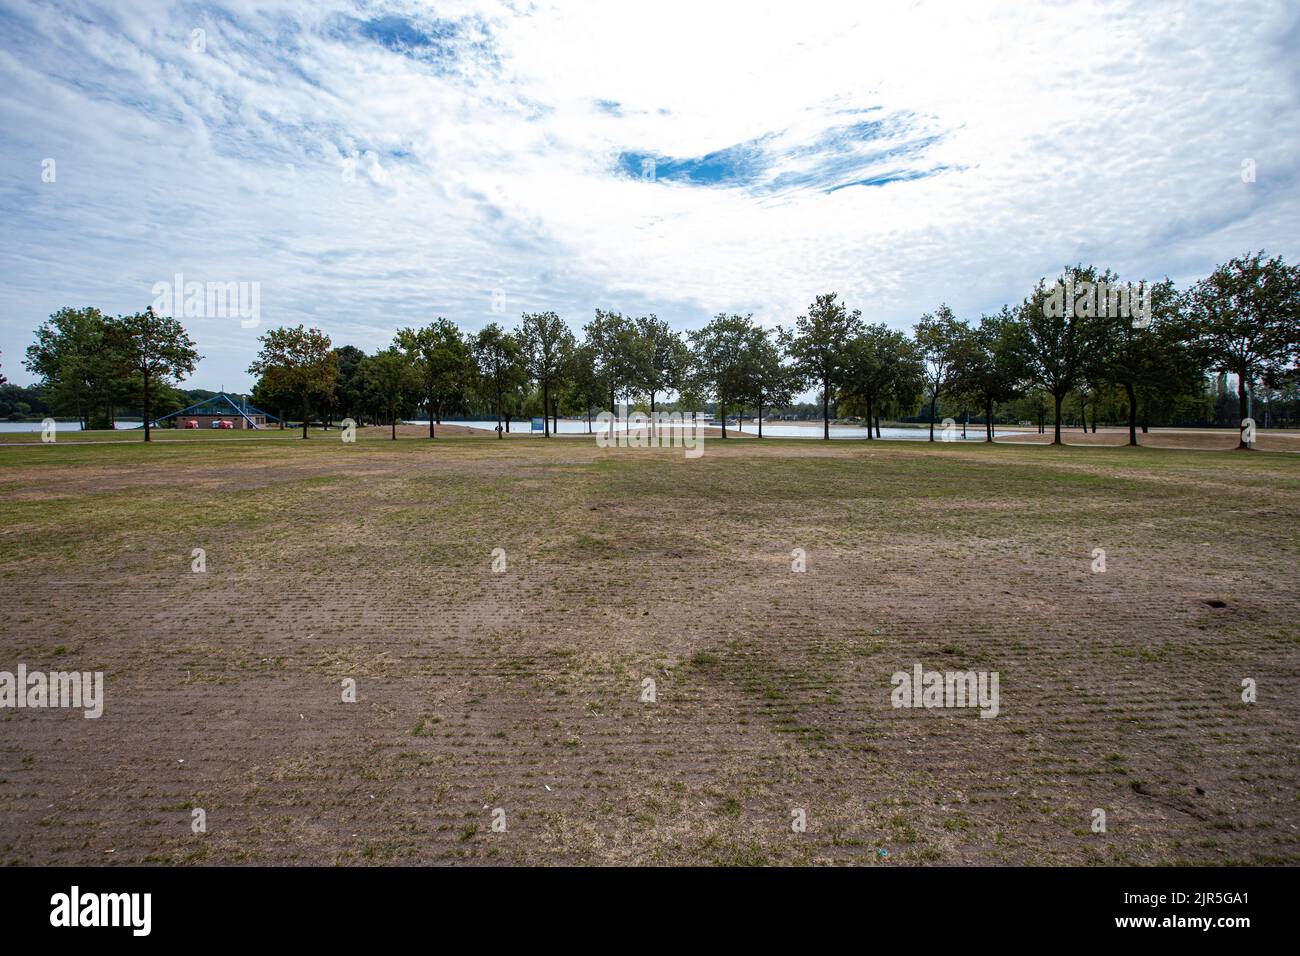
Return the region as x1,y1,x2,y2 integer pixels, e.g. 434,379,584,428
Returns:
0,418,1014,442
0,420,141,432
415,420,1009,441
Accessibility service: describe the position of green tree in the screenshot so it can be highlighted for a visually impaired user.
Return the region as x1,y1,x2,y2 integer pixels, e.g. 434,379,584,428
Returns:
471,323,526,439
786,293,863,439
740,325,795,438
328,345,367,427
109,307,201,442
359,348,417,440
1071,269,1132,436
842,324,924,439
914,304,971,441
688,313,755,439
1188,251,1300,448
24,307,123,428
519,311,575,437
583,310,639,420
397,319,471,438
251,375,295,430
563,342,605,433
1091,279,1197,445
1134,314,1204,436
500,372,533,433
953,307,1030,442
1020,266,1099,445
634,315,689,436
248,326,338,439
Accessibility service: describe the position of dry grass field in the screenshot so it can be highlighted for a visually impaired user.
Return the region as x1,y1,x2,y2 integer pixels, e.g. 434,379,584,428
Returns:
1,430,1297,865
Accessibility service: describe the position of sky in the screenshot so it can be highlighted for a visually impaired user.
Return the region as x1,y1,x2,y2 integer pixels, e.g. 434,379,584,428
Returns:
1,0,1298,392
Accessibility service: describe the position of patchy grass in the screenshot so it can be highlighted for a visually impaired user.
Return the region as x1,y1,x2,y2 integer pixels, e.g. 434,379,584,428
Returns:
0,434,1297,865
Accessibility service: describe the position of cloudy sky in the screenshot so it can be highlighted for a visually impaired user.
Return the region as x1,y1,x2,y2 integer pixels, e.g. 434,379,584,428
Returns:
1,0,1297,391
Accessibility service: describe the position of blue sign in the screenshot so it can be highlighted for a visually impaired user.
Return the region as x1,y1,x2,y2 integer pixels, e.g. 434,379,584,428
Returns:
530,417,544,432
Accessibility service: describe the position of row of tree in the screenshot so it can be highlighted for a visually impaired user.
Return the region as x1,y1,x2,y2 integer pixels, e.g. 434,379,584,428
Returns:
15,251,1298,447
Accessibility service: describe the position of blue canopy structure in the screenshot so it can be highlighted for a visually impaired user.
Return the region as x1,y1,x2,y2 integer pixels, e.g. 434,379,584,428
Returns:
156,392,279,428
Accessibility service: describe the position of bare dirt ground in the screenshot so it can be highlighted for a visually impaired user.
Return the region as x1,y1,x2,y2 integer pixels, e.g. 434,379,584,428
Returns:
0,435,1296,865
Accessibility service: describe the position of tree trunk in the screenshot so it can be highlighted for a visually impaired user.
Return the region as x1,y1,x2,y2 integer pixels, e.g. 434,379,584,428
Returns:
141,373,152,443
865,397,874,439
758,399,763,438
875,415,881,439
543,383,550,437
1237,369,1250,449
928,395,938,441
649,392,655,440
721,401,728,440
428,393,435,439
985,397,994,442
391,412,397,440
822,384,830,440
301,394,309,439
1052,393,1063,445
1125,382,1138,446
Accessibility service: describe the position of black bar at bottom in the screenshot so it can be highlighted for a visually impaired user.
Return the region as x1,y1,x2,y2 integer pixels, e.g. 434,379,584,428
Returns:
0,865,1277,941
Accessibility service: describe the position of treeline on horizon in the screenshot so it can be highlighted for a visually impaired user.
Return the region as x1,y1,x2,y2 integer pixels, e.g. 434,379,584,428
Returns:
6,251,1299,446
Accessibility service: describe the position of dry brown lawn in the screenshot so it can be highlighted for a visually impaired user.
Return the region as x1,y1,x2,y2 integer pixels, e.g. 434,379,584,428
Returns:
1,433,1296,865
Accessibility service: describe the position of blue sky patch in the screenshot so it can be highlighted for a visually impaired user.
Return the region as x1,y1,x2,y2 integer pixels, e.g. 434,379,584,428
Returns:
334,13,493,73
618,112,944,194
356,15,458,52
620,136,771,187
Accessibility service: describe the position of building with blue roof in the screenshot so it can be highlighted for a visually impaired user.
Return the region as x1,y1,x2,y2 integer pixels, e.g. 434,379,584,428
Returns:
157,392,278,430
